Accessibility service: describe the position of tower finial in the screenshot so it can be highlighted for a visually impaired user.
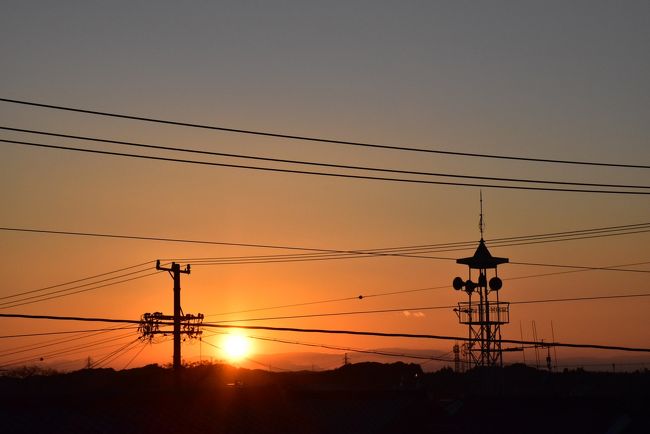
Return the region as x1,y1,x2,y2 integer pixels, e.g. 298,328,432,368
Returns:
479,190,484,240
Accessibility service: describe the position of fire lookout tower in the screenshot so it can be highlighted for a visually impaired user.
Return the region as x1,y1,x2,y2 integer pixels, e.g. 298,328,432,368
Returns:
452,198,509,367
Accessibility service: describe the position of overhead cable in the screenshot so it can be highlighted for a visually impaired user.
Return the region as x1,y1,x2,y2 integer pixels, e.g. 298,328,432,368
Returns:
0,332,138,368
205,260,650,318
3,139,649,194
171,221,650,264
203,330,454,363
199,323,650,352
2,126,648,190
208,292,650,324
186,228,650,267
1,97,648,169
0,312,648,353
0,327,138,339
0,271,162,310
1,226,649,275
0,260,154,300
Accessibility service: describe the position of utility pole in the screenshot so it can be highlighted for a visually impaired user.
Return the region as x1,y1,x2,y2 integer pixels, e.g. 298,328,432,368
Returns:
138,261,203,372
157,261,191,370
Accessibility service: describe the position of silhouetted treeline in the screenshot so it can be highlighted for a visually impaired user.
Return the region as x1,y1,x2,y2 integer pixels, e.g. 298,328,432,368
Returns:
1,362,648,433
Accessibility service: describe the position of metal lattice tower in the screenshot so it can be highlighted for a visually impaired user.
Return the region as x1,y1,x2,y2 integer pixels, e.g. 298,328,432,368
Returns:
451,196,510,367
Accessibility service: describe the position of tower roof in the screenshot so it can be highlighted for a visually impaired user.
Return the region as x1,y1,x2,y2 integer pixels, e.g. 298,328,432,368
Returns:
456,239,509,269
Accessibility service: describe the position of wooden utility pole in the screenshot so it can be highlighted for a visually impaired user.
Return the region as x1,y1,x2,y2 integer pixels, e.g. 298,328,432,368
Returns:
156,260,191,370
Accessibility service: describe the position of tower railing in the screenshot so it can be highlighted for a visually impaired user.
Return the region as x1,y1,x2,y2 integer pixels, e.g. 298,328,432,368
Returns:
455,301,510,325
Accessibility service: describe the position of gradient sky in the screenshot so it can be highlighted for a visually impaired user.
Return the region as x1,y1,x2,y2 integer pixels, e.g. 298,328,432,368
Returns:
0,1,648,371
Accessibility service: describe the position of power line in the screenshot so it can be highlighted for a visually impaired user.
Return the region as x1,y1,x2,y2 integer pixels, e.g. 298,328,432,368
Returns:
0,260,154,300
160,222,650,269
200,323,650,353
511,293,650,306
0,312,141,325
1,312,647,353
0,332,138,368
205,260,650,318
2,222,644,310
208,292,650,324
1,228,646,312
193,254,649,273
0,327,137,339
1,226,424,254
4,139,649,194
203,330,454,363
0,328,135,359
91,338,142,369
501,261,650,281
186,229,650,267
2,226,649,276
6,223,649,259
244,334,455,363
86,338,144,370
205,294,381,318
1,97,648,169
0,271,162,310
0,325,134,358
0,268,160,307
199,335,292,371
3,126,649,190
182,230,648,264
122,341,148,370
2,268,645,348
28,334,139,369
214,305,453,324
507,260,649,272
172,222,650,263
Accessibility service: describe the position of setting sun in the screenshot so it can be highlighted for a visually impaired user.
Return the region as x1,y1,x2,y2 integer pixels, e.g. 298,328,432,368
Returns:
222,333,251,362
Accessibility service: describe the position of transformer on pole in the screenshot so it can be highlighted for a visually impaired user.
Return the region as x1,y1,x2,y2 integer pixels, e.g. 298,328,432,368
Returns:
138,261,203,371
451,195,510,367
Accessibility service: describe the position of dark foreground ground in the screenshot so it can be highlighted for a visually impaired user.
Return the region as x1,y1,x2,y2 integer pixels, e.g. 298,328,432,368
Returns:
1,362,648,434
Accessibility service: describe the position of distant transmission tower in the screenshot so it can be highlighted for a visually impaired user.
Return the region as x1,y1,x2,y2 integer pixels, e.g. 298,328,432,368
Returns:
451,193,510,367
453,343,462,373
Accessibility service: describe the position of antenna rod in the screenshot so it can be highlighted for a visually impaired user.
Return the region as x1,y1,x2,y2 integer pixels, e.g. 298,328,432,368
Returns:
479,190,484,239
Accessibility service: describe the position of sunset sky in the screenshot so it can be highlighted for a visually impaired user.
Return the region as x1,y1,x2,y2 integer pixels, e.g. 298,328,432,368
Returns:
1,1,648,371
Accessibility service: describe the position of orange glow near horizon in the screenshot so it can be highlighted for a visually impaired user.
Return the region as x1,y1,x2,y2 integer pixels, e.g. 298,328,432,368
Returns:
1,2,649,373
